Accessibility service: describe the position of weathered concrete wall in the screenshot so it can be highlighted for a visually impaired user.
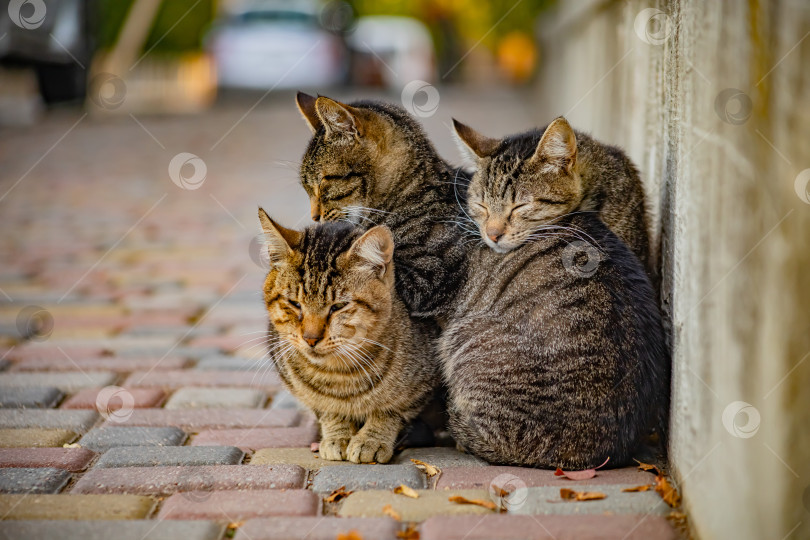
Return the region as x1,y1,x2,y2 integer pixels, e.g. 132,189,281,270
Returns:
534,1,810,538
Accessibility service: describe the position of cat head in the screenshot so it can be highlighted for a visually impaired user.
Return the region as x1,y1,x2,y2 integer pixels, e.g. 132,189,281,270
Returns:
259,208,395,368
295,92,421,223
454,117,583,253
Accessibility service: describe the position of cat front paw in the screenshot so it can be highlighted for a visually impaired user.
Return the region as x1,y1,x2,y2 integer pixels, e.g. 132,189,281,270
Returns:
319,437,350,461
347,434,394,464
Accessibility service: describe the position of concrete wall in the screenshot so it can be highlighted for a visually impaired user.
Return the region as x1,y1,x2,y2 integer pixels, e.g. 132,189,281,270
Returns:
533,1,810,538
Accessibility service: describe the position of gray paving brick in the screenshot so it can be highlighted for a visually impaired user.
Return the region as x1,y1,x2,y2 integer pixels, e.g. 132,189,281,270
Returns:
0,372,116,392
0,520,226,540
393,447,489,469
165,387,266,409
0,409,98,431
0,467,71,494
0,386,64,408
79,427,187,451
268,389,308,411
194,354,259,371
510,485,668,516
95,446,244,468
0,359,9,371
311,464,426,493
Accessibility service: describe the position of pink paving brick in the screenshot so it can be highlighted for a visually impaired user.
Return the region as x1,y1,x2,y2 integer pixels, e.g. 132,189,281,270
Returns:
102,409,299,430
436,466,658,490
12,356,191,372
8,346,107,362
0,448,96,472
72,464,306,495
420,515,677,540
187,335,249,353
158,489,319,521
191,426,319,452
123,370,280,388
235,517,399,540
61,388,166,409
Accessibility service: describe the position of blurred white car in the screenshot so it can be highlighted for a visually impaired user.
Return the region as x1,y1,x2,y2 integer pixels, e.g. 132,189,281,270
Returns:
347,16,435,90
206,0,348,90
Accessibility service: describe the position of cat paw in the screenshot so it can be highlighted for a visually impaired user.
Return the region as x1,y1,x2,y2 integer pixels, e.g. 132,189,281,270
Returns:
347,434,393,464
319,437,350,461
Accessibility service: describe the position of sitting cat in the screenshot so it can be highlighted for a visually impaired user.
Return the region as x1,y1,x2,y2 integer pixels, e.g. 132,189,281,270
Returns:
453,117,652,272
258,209,437,463
294,92,470,318
440,134,669,469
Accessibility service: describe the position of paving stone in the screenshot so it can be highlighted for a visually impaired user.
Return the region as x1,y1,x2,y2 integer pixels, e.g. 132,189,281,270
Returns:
338,489,493,521
268,389,308,410
436,465,658,490
311,464,426,493
78,427,187,451
508,485,667,516
0,386,64,408
193,426,318,452
393,447,488,469
250,448,355,469
0,493,155,520
72,464,306,495
103,409,299,430
12,356,192,372
0,358,9,371
0,520,226,540
165,387,266,409
95,446,244,468
0,372,116,392
116,346,222,360
6,346,107,362
0,409,99,431
0,467,71,493
194,354,259,371
0,448,96,471
124,370,280,388
158,489,319,520
0,428,78,447
61,387,166,409
420,514,678,539
236,517,400,540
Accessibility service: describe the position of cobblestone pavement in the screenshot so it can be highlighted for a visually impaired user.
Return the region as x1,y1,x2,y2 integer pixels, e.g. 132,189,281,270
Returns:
0,89,680,539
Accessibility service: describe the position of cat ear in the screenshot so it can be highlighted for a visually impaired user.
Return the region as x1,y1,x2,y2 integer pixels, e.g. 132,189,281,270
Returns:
348,226,394,278
296,92,322,134
452,119,499,161
532,117,577,174
258,208,302,262
315,96,363,141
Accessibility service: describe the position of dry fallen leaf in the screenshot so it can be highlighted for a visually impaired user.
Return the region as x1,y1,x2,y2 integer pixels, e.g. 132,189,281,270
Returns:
324,485,353,503
633,459,660,473
393,484,419,498
382,504,402,521
396,524,420,539
62,443,81,448
654,474,681,507
668,511,687,521
448,495,498,511
226,521,244,529
337,531,364,540
622,485,653,492
559,488,606,501
410,458,440,477
554,457,610,480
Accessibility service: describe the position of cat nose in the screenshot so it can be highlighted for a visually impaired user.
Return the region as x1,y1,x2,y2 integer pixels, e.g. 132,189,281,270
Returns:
486,225,505,243
303,333,322,347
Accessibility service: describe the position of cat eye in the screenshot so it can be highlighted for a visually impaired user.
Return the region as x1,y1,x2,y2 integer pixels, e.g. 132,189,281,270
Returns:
508,203,528,217
287,299,301,309
329,302,348,314
535,198,567,205
473,202,489,213
322,171,362,181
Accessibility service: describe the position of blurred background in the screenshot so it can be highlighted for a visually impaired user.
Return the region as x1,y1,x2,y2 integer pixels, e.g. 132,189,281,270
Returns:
1,2,809,540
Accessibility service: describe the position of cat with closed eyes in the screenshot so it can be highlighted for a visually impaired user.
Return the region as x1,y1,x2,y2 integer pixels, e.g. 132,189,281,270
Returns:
439,126,669,469
259,209,437,463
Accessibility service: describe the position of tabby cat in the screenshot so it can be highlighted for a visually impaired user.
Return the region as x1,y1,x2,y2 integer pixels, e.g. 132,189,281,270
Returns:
295,93,469,318
439,134,669,469
453,117,652,271
259,209,437,463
